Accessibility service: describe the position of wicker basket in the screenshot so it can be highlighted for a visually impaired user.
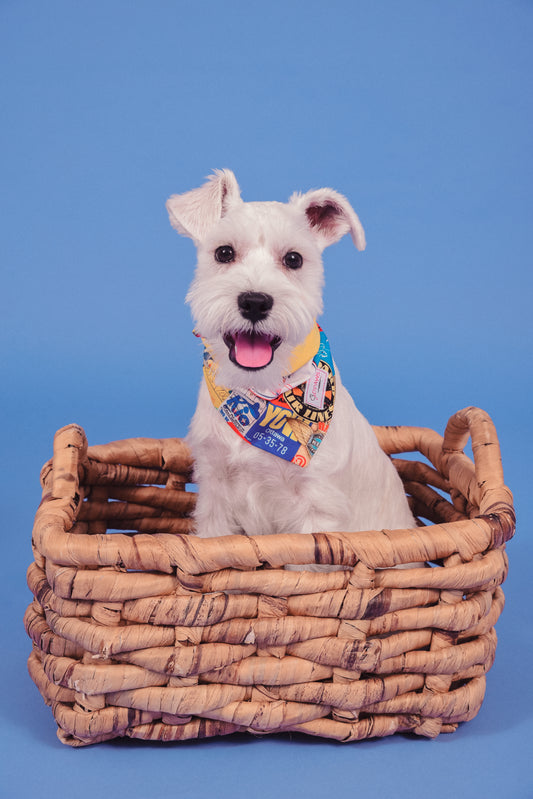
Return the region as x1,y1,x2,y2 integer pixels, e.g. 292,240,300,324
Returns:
24,407,515,746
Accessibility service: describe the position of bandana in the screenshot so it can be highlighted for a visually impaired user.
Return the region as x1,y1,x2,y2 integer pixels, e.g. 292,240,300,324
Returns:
201,324,335,467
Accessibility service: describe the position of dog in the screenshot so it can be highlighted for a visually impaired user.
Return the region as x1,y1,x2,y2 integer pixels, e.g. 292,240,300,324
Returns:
166,170,416,565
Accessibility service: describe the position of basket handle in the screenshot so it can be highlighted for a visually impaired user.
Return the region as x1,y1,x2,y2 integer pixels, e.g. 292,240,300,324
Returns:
50,424,88,521
443,407,515,544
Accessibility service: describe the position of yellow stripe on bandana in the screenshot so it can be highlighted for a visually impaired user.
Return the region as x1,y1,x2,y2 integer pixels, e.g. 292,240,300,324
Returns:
288,323,321,374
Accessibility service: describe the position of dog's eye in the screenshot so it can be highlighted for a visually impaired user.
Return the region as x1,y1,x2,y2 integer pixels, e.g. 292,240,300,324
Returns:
283,251,303,270
214,245,235,264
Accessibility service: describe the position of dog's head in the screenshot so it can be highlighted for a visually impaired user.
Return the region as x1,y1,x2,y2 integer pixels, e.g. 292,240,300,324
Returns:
167,169,365,393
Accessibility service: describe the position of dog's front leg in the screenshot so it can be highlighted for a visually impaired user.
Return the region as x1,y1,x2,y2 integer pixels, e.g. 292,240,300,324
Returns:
187,382,245,538
191,478,242,537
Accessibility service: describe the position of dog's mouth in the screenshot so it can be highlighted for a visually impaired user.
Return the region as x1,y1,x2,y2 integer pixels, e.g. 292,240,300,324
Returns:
223,331,282,370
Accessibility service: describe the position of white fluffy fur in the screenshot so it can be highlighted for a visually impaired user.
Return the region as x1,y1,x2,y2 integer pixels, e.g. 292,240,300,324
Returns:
167,170,415,562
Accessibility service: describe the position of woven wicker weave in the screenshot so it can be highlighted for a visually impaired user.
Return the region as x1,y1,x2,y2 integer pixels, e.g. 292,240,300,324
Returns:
25,406,515,746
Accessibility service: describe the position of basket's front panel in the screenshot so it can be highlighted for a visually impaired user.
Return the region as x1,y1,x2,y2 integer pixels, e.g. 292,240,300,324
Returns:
26,555,502,745
25,416,514,746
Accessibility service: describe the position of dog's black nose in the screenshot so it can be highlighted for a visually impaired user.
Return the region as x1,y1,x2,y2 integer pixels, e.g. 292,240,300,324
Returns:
238,292,274,323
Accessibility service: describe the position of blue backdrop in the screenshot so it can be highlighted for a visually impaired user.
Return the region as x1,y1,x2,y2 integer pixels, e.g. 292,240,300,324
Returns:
2,2,531,797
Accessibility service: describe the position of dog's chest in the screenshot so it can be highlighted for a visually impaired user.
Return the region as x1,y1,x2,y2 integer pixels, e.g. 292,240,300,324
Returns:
189,379,360,535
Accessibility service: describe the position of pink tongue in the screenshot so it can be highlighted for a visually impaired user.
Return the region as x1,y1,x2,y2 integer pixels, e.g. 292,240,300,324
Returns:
234,332,273,368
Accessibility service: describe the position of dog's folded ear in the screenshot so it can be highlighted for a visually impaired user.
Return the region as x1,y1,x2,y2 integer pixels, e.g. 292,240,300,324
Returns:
289,188,366,252
166,169,242,243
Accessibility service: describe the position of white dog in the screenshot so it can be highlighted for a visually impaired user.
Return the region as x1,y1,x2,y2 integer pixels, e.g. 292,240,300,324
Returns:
167,170,415,559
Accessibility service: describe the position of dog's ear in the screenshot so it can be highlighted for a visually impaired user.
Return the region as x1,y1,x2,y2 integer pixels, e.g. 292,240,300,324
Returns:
166,169,242,242
289,188,366,252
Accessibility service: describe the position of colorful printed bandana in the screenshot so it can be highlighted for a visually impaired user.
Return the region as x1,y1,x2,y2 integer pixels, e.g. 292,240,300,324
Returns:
201,325,335,467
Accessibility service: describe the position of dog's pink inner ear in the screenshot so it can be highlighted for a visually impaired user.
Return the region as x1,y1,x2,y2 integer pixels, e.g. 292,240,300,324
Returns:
294,189,365,251
306,203,342,235
220,182,230,215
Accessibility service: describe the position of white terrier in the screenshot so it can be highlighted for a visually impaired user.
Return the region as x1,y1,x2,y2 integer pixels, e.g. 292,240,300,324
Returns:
167,170,415,560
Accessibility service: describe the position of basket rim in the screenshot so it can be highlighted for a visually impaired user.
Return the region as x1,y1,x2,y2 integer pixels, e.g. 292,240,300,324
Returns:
31,406,515,575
